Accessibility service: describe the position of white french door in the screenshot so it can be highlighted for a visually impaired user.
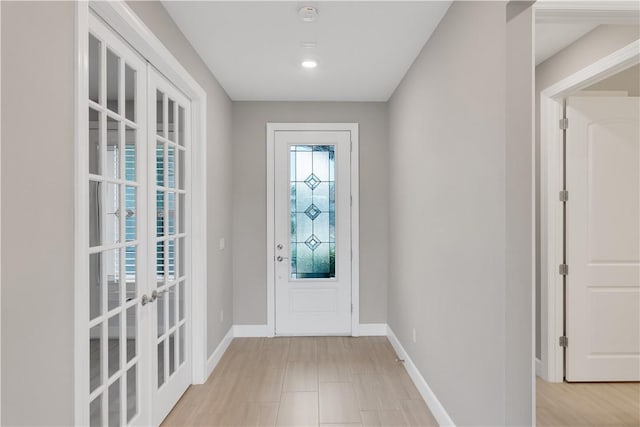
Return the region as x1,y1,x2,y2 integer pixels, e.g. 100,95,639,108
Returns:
87,14,149,426
84,13,191,426
273,130,352,335
147,67,192,425
565,96,640,381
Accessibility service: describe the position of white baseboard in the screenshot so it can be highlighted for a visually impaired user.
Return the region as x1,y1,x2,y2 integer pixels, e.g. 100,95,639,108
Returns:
233,324,269,337
231,324,388,337
206,326,233,379
358,323,387,336
386,326,456,427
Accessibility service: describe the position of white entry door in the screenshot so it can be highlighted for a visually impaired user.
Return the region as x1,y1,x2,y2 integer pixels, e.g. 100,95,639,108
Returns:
566,96,640,381
273,129,353,335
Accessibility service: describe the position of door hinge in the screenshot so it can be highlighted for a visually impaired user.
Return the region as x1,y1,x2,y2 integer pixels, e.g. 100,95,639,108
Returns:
559,118,569,130
559,336,568,348
351,303,354,313
350,195,352,206
559,264,568,276
559,190,569,202
350,140,353,152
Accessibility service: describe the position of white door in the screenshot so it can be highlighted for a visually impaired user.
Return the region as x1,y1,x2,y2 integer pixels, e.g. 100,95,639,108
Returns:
85,15,192,426
147,68,192,424
566,96,640,381
274,130,352,335
87,14,149,426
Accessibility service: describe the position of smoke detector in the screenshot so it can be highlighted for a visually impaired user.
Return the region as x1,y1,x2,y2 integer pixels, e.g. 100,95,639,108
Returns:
298,6,318,22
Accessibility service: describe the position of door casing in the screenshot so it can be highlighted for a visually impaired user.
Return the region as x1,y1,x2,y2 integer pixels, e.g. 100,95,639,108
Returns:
266,123,360,337
74,2,209,425
539,39,640,383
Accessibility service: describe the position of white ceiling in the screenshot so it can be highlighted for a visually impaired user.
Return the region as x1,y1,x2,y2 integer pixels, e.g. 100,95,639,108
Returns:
162,1,452,101
535,21,599,66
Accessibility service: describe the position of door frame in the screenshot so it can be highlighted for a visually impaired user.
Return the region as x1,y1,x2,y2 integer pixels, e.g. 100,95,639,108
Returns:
74,2,208,425
266,123,360,337
539,38,640,382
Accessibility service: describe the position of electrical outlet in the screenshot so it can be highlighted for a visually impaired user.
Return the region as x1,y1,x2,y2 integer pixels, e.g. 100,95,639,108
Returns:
220,310,224,323
412,327,417,343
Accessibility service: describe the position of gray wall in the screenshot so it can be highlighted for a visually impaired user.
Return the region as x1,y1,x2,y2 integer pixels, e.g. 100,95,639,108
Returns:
506,3,534,424
388,2,533,424
231,102,389,325
535,24,640,360
1,2,233,424
585,63,640,96
2,2,75,424
127,0,234,362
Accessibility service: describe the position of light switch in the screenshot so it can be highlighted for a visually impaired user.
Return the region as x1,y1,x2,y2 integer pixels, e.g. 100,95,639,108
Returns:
219,237,225,250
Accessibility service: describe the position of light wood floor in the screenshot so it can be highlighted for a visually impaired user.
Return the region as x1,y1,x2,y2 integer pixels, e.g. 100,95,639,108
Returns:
537,377,640,427
162,336,437,426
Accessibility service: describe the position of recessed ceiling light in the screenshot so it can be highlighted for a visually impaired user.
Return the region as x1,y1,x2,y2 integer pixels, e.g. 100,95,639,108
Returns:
298,6,318,23
301,60,318,69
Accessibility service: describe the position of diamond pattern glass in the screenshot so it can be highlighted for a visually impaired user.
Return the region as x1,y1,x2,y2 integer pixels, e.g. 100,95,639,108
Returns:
304,173,321,190
304,204,321,220
290,145,336,279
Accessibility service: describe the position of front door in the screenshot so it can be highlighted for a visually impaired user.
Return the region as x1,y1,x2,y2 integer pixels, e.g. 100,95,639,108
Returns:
565,95,640,381
274,129,353,335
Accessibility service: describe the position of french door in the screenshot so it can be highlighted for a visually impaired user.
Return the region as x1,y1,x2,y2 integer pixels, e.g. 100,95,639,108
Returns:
85,13,191,426
147,67,192,425
273,129,353,335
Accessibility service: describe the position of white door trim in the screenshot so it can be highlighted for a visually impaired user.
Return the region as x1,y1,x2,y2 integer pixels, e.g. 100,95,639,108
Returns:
266,123,359,337
535,1,640,25
0,2,3,421
74,2,208,424
539,38,640,382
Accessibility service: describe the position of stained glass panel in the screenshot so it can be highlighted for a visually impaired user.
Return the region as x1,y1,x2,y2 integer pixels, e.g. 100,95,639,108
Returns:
290,145,336,279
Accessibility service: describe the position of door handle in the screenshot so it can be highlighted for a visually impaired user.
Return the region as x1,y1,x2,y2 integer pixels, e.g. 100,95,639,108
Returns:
276,256,289,262
141,289,168,306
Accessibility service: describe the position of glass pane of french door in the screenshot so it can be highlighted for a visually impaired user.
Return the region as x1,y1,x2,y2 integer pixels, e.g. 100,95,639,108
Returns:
87,13,147,427
148,67,192,425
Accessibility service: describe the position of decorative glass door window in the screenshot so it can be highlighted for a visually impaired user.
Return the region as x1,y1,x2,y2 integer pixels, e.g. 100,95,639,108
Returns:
290,145,335,279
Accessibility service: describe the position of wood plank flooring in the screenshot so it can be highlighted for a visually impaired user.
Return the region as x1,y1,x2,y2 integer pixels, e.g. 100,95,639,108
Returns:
537,377,640,427
162,337,437,426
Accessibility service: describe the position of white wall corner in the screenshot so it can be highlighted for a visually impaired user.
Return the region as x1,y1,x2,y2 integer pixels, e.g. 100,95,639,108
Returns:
233,324,270,337
206,326,234,379
386,326,456,427
358,323,388,336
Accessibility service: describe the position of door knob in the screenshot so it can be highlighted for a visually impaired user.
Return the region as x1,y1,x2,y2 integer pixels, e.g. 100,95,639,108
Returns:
141,289,168,306
276,256,289,262
141,294,152,306
151,289,168,300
